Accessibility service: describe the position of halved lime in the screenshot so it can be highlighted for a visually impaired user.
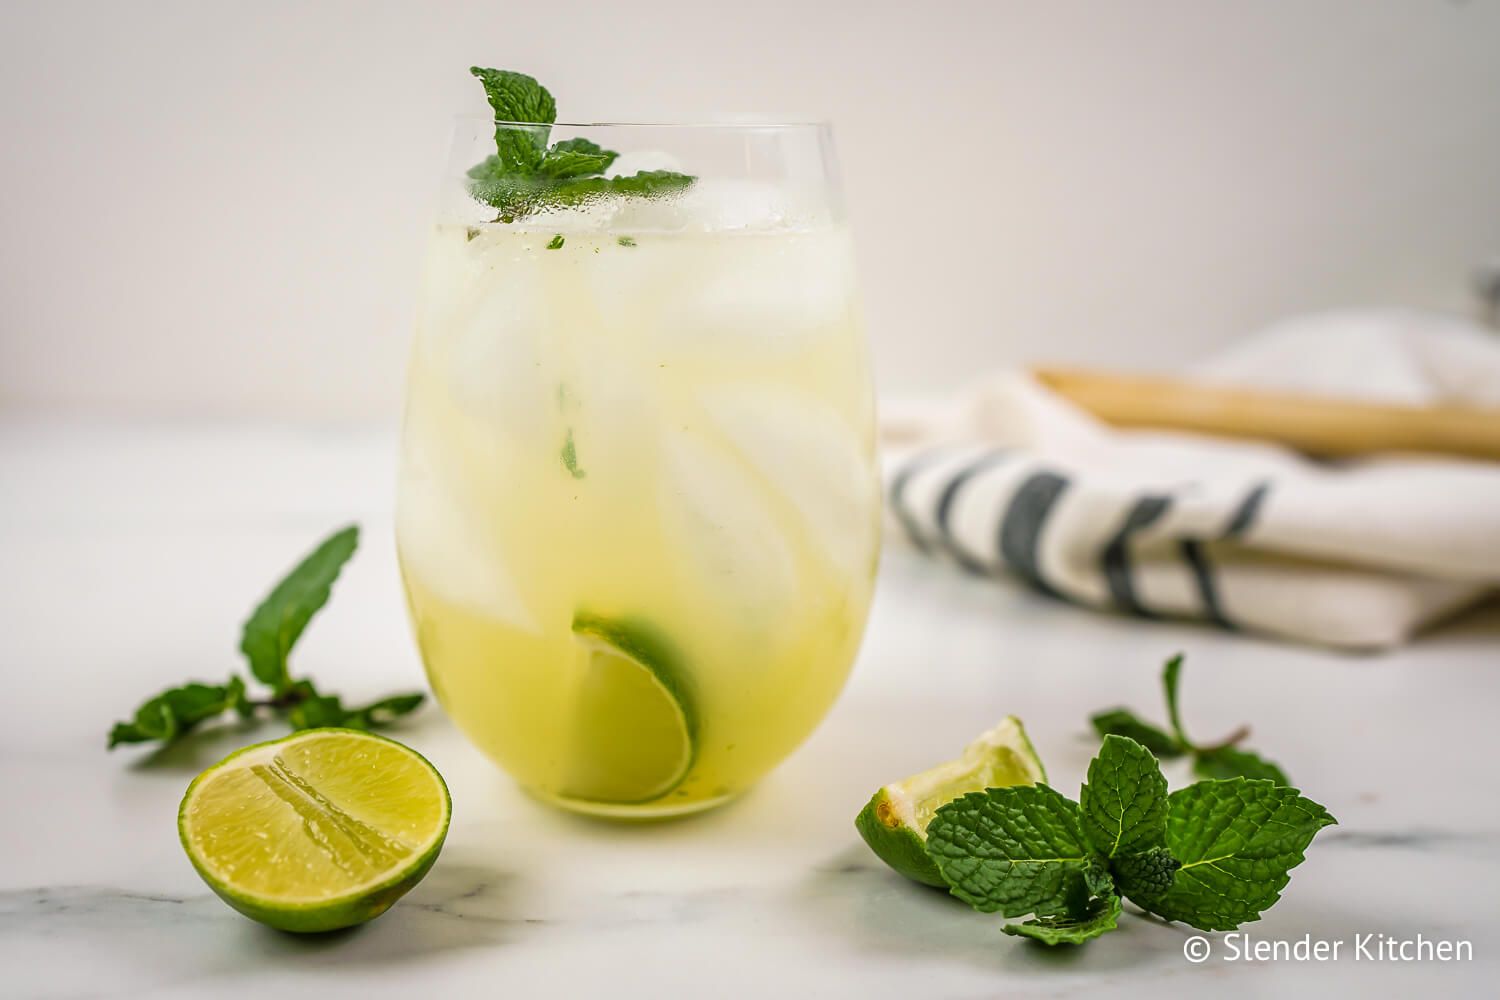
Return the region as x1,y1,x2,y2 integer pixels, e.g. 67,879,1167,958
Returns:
178,727,450,933
856,716,1046,887
561,613,696,804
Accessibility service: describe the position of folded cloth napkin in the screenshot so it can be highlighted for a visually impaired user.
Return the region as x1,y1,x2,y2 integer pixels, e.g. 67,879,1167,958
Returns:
884,309,1500,649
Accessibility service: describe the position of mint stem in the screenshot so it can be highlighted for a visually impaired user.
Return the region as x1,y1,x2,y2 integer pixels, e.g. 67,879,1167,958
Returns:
1193,724,1251,754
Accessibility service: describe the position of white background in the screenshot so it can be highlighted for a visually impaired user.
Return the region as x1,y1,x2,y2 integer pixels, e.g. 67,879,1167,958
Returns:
2,0,1498,420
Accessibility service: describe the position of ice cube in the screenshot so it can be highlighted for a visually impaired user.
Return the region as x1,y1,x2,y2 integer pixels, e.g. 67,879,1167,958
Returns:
433,239,556,439
652,230,855,360
658,425,801,620
697,385,877,580
396,426,541,632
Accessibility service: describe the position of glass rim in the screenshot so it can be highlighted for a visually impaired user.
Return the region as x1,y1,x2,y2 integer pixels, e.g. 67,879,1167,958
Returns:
455,114,831,131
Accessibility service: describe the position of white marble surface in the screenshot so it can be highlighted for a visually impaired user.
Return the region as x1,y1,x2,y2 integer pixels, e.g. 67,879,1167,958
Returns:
2,420,1497,998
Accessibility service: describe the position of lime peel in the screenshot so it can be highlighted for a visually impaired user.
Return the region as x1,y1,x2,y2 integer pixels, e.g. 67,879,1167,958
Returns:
560,613,697,805
856,716,1046,887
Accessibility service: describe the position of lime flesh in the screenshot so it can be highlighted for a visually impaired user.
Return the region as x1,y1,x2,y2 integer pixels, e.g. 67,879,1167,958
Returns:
856,716,1046,887
178,727,450,933
560,613,696,805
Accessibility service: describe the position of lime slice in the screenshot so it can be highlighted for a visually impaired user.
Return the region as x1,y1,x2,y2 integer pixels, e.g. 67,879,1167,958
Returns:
178,727,450,933
561,613,696,804
856,716,1046,887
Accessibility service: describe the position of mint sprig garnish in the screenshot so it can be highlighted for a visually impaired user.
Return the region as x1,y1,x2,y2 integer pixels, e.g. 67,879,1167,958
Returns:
108,525,424,750
465,67,694,223
921,734,1334,946
1090,654,1289,784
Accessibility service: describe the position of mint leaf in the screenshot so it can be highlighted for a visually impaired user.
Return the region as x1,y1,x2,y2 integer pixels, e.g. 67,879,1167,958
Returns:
1080,735,1169,858
1193,746,1288,785
469,67,555,172
230,677,256,719
1002,893,1121,946
547,234,565,250
1081,855,1115,899
927,785,1102,919
287,690,347,730
286,686,424,732
1111,846,1180,901
540,138,618,179
589,169,694,198
561,428,585,478
465,156,541,218
1135,778,1336,931
108,677,246,748
1162,653,1188,747
487,169,694,217
342,693,425,730
239,525,359,694
1090,709,1184,758
1090,654,1292,784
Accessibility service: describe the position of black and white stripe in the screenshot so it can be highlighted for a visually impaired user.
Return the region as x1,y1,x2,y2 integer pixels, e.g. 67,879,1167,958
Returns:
889,449,1274,632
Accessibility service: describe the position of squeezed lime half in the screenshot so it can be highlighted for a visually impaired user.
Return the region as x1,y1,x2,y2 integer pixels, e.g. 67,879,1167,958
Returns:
856,716,1046,886
559,613,697,805
178,727,450,932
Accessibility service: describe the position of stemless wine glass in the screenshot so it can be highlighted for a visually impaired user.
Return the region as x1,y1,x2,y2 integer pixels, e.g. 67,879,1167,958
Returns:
397,118,880,818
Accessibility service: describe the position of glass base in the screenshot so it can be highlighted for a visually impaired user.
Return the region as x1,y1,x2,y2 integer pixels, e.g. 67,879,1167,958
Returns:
524,786,741,821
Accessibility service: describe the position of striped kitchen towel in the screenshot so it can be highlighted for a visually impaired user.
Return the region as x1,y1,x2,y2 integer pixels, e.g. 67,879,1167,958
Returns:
885,310,1500,649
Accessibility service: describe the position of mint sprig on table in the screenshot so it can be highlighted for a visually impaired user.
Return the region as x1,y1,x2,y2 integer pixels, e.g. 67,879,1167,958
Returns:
1091,653,1289,784
108,525,424,749
925,735,1335,945
465,67,694,223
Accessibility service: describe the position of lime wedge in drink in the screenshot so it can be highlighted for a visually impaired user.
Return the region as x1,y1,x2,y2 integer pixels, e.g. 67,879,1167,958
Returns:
562,613,696,804
178,728,450,933
856,716,1046,887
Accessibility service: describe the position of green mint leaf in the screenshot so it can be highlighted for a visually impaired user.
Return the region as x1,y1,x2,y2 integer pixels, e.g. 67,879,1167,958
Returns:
1135,778,1336,931
108,677,246,748
230,675,255,719
239,525,359,694
465,160,555,223
617,236,636,247
469,67,555,173
1193,746,1289,785
1079,735,1169,858
539,170,696,210
1161,653,1189,747
594,169,694,198
561,428,585,478
549,136,617,161
1110,846,1180,901
341,693,426,730
287,691,347,730
926,785,1101,919
539,138,618,179
1081,854,1115,900
1002,893,1121,946
1090,708,1184,758
546,234,565,250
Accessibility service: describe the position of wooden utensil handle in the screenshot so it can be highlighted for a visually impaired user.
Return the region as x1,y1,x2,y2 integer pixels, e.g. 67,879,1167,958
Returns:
1032,367,1500,460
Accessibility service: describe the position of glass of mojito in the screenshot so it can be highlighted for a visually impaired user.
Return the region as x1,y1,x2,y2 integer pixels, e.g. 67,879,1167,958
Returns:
397,71,880,818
